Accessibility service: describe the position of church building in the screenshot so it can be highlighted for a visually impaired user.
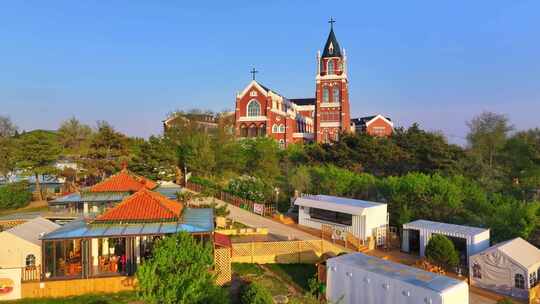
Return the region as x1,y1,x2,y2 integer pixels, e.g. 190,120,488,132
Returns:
234,21,352,147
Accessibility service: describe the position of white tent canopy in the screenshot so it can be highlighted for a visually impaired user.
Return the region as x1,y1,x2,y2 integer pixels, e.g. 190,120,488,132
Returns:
470,237,540,299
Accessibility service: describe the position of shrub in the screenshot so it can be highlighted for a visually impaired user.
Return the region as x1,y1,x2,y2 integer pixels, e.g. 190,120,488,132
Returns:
0,181,32,210
136,232,228,304
497,299,514,304
227,175,271,202
240,282,273,304
425,234,460,270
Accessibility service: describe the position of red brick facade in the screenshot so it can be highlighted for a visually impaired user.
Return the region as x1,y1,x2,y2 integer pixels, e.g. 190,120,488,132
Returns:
365,116,393,137
234,25,351,147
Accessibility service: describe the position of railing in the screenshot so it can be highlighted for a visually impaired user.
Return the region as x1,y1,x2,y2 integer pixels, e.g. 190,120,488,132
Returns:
185,182,276,217
22,265,41,282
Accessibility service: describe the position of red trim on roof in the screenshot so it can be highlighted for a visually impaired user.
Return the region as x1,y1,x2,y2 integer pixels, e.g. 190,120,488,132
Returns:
94,188,183,222
90,169,157,193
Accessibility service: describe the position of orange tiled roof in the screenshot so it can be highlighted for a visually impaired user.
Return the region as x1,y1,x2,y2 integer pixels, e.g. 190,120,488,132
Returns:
94,188,183,222
90,169,157,193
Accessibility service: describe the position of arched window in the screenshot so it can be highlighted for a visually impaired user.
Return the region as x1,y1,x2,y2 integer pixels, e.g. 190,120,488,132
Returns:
247,99,261,117
327,60,334,75
248,124,257,137
515,273,525,289
278,139,285,149
472,263,482,279
323,130,329,143
26,254,36,267
279,124,285,133
240,124,248,137
333,86,340,103
272,124,278,133
323,88,329,103
258,124,266,136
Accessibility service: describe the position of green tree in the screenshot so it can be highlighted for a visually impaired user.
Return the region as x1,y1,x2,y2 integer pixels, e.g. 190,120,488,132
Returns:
0,115,17,138
290,165,312,195
15,130,61,200
0,136,16,179
85,121,129,179
136,232,228,304
393,123,464,175
240,282,273,304
130,136,176,180
500,129,540,199
57,117,92,157
0,181,32,210
467,112,513,168
425,235,460,270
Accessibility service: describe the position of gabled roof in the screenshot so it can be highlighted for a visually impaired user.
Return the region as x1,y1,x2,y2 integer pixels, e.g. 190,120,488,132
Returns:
90,169,157,193
3,217,60,246
478,237,540,270
94,188,183,222
351,115,394,128
322,27,342,58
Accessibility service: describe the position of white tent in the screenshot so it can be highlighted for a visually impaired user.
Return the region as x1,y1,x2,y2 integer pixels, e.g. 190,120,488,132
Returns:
326,253,469,304
469,237,540,299
0,217,60,268
294,195,387,242
402,220,490,261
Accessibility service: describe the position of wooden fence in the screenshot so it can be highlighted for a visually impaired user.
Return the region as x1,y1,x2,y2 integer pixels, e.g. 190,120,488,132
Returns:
21,266,41,282
22,276,136,299
214,247,232,286
231,239,349,264
186,182,276,217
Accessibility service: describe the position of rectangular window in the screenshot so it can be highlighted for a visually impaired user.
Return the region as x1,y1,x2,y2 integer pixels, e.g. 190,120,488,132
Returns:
309,207,352,226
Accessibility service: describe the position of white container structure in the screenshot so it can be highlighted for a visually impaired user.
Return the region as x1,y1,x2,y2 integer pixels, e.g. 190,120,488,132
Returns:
402,220,490,263
294,195,387,243
469,237,540,299
326,253,469,304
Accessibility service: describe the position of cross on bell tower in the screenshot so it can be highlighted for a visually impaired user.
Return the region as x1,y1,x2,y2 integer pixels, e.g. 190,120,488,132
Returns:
328,17,336,29
250,67,258,80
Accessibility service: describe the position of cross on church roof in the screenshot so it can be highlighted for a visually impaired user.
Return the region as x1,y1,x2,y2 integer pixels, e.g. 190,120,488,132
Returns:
250,67,258,80
328,17,336,29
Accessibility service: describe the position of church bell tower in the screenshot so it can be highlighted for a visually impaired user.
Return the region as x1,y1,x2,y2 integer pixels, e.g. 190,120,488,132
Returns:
315,18,351,143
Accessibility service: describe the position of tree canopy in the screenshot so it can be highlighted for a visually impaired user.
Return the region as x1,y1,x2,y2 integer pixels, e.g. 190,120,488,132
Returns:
136,232,228,304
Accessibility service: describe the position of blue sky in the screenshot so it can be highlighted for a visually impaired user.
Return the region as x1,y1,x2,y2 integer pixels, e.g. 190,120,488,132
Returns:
1,1,539,144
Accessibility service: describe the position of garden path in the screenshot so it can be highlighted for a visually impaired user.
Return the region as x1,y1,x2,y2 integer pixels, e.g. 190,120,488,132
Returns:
193,196,318,241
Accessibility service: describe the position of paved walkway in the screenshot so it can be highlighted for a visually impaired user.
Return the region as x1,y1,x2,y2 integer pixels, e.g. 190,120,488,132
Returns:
470,292,498,304
193,196,318,240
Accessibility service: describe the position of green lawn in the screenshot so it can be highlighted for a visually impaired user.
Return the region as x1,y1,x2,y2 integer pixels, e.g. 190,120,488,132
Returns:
4,291,138,304
232,262,264,276
264,263,317,291
231,263,320,304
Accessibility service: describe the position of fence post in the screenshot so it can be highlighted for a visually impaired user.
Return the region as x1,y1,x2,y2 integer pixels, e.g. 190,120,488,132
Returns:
297,241,301,263
251,241,254,264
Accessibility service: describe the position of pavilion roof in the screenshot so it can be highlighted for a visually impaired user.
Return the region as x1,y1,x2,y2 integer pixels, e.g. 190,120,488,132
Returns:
94,188,183,223
89,169,157,193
